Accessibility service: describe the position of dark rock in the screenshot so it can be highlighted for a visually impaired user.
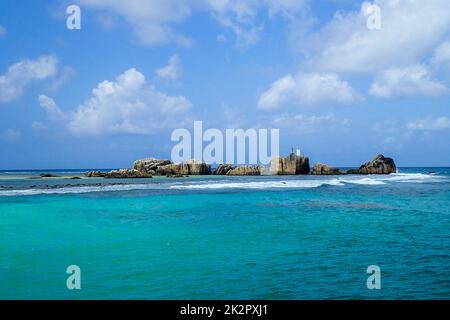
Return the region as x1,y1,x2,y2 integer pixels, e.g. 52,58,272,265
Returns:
70,177,82,180
226,165,262,176
159,160,211,176
212,164,235,175
103,169,152,179
133,158,211,176
84,171,106,178
268,154,310,175
40,173,60,178
346,154,397,175
133,158,172,173
312,163,345,175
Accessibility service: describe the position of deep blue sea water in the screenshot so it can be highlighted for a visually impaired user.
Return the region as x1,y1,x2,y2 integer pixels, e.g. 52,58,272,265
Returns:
0,168,449,299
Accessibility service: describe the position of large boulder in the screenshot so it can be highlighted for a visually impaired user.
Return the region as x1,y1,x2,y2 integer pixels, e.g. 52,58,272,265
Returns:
346,154,397,175
312,163,344,175
186,160,212,175
268,154,310,175
212,164,235,175
103,169,152,179
133,158,172,174
84,171,106,178
158,160,211,176
227,165,262,176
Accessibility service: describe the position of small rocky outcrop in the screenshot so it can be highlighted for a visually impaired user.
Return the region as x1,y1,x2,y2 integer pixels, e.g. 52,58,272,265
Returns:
158,160,211,176
184,160,211,175
227,165,262,176
268,154,310,175
346,154,396,175
133,158,172,175
84,171,106,178
86,158,212,178
40,173,60,178
103,169,152,179
83,154,397,179
212,164,235,175
312,163,344,175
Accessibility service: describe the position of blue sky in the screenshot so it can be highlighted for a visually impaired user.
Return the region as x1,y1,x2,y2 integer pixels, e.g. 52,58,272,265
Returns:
0,0,450,169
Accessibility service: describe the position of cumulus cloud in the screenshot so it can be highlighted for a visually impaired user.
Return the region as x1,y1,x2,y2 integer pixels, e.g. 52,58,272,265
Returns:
156,54,182,81
208,0,307,47
271,113,351,132
0,55,58,104
370,65,448,98
1,129,21,143
407,116,450,131
77,0,194,46
38,94,66,121
47,66,76,91
76,0,308,47
258,72,362,109
431,41,450,65
208,1,264,48
68,68,192,136
302,0,450,73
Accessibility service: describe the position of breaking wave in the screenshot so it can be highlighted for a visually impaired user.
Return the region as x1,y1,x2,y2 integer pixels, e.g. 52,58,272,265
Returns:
0,184,158,197
0,173,447,196
170,179,345,190
169,173,445,190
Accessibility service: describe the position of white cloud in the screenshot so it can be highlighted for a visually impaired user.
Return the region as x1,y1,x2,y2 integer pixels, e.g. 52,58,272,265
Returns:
407,116,450,130
0,25,6,36
77,0,194,46
69,68,192,136
208,0,264,48
48,66,76,91
1,129,21,142
302,0,450,73
38,94,66,121
76,0,308,47
0,55,58,104
156,54,182,81
258,72,362,109
207,0,307,47
431,41,450,65
266,0,308,18
31,121,48,131
255,112,352,135
272,112,350,130
370,65,448,98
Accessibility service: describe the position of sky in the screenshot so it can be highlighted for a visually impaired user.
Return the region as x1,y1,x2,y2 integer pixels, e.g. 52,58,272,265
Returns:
0,0,450,169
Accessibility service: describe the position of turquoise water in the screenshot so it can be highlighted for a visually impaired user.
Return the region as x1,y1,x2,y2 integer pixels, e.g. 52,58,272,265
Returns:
0,168,449,299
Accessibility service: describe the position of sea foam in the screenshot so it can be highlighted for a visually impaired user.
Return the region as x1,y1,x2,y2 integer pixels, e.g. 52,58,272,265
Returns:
0,173,447,196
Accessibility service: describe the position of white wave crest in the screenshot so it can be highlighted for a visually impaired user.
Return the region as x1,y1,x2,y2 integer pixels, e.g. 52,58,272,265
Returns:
170,179,345,190
0,173,446,196
0,184,158,197
339,178,386,185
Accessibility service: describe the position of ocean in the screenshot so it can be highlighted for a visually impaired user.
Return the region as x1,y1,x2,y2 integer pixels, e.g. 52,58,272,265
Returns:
0,168,449,299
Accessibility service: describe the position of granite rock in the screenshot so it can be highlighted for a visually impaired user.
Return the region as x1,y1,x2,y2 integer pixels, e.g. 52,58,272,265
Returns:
346,154,396,175
227,165,262,176
212,164,235,175
312,163,344,175
268,154,310,175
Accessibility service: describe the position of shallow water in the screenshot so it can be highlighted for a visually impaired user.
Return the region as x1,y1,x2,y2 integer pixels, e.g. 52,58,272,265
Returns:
0,168,449,299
